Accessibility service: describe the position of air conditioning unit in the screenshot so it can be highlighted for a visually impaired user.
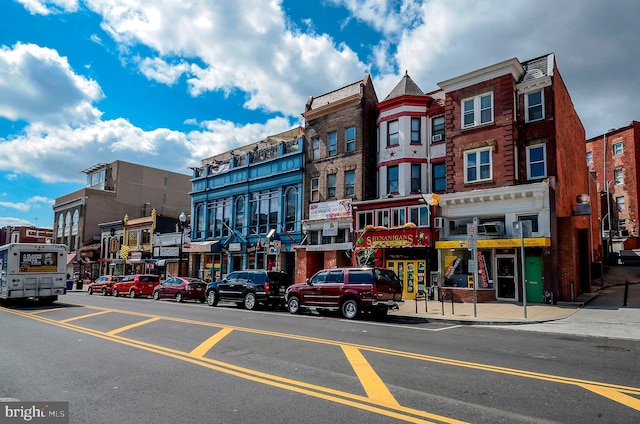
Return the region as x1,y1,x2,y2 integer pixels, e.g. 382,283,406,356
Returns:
479,221,504,235
433,217,445,228
431,134,443,142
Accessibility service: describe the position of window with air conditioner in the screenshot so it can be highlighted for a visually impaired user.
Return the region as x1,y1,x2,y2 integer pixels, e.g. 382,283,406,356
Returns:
432,115,445,141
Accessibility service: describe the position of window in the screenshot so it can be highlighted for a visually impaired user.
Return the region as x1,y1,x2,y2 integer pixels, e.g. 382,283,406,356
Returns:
208,198,231,238
409,206,429,227
463,93,493,128
464,148,492,183
526,90,544,122
411,117,421,143
235,196,245,231
616,196,625,211
613,142,623,156
614,168,624,185
345,126,356,152
312,137,320,160
618,219,627,231
377,209,390,227
195,203,205,239
432,163,446,191
411,164,421,192
344,170,355,198
432,115,445,141
310,177,319,202
391,208,406,227
387,165,399,193
586,151,593,164
387,120,399,146
327,174,336,199
527,144,547,179
357,211,373,230
249,189,278,234
517,215,539,233
328,132,337,156
284,187,298,231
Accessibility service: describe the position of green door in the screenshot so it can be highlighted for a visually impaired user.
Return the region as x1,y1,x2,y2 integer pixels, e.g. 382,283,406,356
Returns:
525,256,544,303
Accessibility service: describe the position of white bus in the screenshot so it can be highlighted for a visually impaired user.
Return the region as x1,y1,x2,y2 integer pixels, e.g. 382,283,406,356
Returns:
0,243,68,305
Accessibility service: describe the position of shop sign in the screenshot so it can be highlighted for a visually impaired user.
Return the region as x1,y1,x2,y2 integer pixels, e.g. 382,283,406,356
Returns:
436,238,551,249
322,222,338,236
357,228,430,248
309,199,352,220
229,242,242,252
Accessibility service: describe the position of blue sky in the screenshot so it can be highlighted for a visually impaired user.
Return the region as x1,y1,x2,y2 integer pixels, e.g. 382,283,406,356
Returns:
1,0,639,229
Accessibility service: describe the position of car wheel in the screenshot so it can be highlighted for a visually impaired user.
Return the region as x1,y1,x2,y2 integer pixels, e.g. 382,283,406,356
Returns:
102,288,108,296
153,291,160,301
129,289,136,299
175,292,183,303
206,290,218,307
243,292,257,310
112,289,119,298
88,287,93,295
341,299,359,319
287,296,300,314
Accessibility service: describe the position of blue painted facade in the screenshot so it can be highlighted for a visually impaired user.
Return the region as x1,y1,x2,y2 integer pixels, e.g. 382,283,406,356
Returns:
189,133,304,279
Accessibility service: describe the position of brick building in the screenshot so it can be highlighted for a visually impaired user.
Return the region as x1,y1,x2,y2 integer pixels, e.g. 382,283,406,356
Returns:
433,53,595,303
586,121,640,257
295,75,379,282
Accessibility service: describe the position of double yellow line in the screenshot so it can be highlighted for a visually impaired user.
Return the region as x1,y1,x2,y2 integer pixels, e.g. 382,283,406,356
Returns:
6,305,640,421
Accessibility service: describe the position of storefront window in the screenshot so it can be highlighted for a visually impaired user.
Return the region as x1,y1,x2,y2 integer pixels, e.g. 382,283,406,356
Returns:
442,249,493,289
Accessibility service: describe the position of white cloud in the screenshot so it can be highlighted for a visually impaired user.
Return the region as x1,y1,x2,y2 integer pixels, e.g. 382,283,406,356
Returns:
328,0,424,37
16,0,79,15
85,0,369,115
0,43,103,126
0,195,52,212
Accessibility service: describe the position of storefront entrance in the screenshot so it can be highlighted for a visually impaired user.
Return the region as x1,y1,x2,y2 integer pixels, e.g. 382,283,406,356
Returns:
496,255,517,300
386,259,427,299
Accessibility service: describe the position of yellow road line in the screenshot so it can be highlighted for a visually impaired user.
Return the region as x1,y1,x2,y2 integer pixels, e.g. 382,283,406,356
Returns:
59,310,112,323
342,345,400,407
579,384,640,412
5,303,640,415
190,327,234,357
106,317,160,335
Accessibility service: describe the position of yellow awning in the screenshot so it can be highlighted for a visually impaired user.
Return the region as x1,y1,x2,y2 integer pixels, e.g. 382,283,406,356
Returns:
436,238,551,249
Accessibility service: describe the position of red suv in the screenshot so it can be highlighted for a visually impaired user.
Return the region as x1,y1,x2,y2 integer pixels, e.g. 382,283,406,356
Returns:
285,267,404,319
112,274,160,298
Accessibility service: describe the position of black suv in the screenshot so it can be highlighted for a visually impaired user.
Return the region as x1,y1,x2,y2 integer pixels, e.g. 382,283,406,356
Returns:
205,270,292,310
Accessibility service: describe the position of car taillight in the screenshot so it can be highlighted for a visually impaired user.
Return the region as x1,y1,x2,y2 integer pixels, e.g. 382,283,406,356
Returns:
264,282,270,292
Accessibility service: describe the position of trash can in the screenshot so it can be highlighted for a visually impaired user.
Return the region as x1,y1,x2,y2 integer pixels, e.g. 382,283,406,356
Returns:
66,279,73,291
75,279,83,290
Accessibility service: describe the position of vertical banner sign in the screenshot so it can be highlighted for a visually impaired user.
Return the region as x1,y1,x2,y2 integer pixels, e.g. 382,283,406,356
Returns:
477,250,489,288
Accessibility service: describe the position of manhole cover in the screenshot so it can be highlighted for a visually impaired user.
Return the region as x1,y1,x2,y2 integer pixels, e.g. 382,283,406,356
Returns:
596,345,630,352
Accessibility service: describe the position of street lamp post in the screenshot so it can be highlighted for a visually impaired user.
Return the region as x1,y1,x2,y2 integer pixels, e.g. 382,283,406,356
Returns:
178,212,186,277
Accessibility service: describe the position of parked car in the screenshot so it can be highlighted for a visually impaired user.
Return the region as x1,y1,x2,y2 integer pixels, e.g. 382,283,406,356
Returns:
205,270,292,310
112,274,160,298
87,275,123,296
285,267,404,319
152,277,207,303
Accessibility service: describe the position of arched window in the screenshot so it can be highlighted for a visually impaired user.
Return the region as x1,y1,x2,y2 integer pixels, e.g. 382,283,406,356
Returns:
57,214,64,238
235,196,245,231
284,186,298,232
195,203,205,239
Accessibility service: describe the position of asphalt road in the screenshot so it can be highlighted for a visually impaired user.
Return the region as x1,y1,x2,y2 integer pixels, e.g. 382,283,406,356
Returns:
1,292,639,423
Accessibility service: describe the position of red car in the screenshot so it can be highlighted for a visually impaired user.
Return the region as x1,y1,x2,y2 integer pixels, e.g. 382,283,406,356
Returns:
87,275,123,296
152,277,207,303
112,274,160,298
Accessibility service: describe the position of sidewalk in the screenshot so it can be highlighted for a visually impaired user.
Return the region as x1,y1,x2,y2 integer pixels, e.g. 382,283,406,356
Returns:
391,295,589,325
392,265,640,325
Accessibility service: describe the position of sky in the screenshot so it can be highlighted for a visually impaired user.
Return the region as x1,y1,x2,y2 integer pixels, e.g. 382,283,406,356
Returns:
1,0,639,229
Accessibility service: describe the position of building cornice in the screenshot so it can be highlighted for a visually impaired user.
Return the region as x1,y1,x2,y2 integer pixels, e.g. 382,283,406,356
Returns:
438,58,525,93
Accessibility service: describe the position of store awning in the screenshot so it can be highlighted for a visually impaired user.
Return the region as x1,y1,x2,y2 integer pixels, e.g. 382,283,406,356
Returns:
435,238,551,249
188,241,220,253
66,253,76,264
